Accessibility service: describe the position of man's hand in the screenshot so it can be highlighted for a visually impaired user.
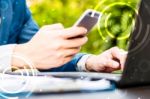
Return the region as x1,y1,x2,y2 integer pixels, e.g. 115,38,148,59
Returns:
85,47,127,73
12,23,88,70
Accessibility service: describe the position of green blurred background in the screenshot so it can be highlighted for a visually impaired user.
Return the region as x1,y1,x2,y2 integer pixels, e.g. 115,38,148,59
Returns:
28,0,140,54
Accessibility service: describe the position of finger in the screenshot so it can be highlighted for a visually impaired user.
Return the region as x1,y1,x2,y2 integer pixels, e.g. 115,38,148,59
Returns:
105,59,120,69
110,47,122,59
120,50,128,70
61,27,87,39
63,36,88,48
104,67,117,73
64,48,81,57
114,49,127,70
110,47,127,69
43,23,64,30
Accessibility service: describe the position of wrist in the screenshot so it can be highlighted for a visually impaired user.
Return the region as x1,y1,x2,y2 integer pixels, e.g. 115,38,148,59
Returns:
11,43,31,69
77,54,92,72
85,55,96,71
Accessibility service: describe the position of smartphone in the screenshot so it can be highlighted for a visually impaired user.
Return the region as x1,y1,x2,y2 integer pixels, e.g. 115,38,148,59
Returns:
74,9,101,32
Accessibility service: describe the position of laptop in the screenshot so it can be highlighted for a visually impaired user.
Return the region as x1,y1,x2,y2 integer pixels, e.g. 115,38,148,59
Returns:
6,0,150,88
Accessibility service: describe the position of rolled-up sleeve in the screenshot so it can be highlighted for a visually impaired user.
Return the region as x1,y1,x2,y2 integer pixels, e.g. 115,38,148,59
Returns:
0,44,16,72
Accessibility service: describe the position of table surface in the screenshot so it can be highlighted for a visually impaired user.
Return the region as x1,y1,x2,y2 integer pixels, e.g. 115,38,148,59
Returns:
27,86,150,99
2,72,150,99
29,72,150,99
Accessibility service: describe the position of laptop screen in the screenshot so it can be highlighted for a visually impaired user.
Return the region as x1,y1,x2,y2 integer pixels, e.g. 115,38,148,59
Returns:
119,0,150,87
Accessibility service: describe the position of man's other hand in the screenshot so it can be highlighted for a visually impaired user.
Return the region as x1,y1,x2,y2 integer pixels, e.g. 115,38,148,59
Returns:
85,47,127,73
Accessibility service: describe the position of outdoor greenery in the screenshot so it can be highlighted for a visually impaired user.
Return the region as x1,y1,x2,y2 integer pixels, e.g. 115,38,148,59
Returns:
29,0,140,54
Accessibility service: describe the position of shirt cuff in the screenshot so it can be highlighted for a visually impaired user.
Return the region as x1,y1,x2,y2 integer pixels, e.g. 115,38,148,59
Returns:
0,44,16,72
77,54,92,72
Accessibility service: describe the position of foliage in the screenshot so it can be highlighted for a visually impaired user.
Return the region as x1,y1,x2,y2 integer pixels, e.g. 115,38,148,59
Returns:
29,0,140,54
